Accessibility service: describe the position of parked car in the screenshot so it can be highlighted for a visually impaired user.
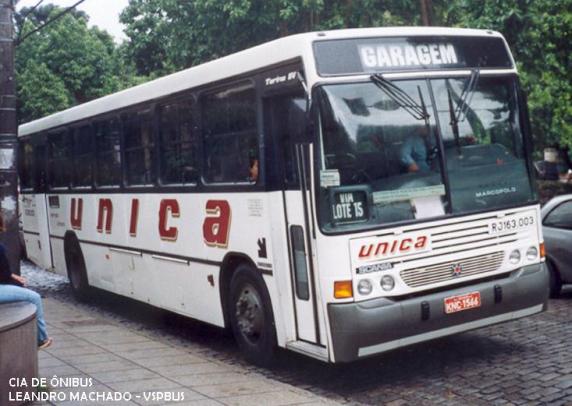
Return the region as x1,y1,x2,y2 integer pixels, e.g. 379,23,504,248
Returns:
542,194,572,297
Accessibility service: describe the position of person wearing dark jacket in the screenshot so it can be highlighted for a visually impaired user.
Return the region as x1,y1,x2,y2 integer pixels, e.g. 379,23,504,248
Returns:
0,245,52,349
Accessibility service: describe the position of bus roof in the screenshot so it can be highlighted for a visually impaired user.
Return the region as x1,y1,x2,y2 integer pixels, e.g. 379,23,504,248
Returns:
19,27,505,137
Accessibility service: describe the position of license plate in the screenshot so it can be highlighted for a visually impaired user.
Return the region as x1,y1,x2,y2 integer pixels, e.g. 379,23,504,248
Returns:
488,213,535,235
444,291,481,314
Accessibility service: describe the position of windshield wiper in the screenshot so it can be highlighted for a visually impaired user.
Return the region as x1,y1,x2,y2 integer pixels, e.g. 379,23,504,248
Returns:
447,86,462,156
446,68,480,155
370,74,429,121
454,68,480,123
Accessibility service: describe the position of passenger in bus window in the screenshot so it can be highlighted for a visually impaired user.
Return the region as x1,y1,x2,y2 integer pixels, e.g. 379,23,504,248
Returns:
0,244,52,349
249,157,259,183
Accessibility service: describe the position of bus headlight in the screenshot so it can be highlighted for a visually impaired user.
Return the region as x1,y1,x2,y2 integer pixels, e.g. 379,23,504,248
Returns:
357,279,373,295
380,275,395,291
526,246,538,261
509,249,521,264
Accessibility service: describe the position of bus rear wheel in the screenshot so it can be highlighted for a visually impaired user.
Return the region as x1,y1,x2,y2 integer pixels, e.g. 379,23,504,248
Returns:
228,264,277,366
64,233,91,301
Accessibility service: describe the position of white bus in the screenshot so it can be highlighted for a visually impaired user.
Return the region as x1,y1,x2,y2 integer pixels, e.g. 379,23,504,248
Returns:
18,27,548,364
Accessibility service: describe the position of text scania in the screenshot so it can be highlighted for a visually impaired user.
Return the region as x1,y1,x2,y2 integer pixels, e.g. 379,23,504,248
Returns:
359,43,458,68
358,235,429,260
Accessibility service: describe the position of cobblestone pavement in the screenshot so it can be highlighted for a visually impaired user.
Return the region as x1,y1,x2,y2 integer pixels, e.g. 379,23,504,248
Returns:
24,262,572,406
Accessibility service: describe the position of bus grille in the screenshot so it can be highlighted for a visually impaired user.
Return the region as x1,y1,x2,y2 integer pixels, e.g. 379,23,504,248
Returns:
400,251,505,288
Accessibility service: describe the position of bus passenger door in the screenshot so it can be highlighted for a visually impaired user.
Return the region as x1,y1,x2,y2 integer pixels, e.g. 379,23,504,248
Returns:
265,93,323,346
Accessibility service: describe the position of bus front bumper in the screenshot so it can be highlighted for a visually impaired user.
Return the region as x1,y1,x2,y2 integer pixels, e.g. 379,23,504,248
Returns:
327,263,548,363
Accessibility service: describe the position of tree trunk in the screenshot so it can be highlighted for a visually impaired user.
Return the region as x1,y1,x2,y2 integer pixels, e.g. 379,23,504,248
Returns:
419,0,433,26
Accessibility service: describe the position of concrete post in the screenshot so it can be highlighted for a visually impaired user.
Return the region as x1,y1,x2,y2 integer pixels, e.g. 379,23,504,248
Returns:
0,0,20,274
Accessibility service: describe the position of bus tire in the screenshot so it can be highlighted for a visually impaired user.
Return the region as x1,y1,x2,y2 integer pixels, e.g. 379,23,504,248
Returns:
546,259,562,298
228,264,277,366
64,232,91,301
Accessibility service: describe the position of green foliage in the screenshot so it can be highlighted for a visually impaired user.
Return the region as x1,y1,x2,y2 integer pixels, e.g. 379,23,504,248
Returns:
449,0,572,152
119,0,423,75
17,62,71,121
15,5,141,123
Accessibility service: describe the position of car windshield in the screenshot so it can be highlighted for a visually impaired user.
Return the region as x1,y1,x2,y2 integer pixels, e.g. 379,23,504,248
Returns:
316,76,535,232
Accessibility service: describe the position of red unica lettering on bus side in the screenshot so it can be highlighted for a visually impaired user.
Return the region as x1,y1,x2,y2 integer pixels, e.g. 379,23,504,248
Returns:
96,198,113,234
159,199,180,241
70,198,83,230
129,199,139,237
203,200,231,248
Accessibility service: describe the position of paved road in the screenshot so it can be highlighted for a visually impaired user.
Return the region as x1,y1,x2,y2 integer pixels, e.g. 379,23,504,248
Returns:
25,262,572,405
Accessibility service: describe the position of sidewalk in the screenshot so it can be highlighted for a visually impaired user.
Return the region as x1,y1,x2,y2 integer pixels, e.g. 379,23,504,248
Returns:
36,295,341,406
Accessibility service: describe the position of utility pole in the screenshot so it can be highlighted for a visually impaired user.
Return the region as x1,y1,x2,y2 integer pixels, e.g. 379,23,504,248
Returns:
0,0,20,274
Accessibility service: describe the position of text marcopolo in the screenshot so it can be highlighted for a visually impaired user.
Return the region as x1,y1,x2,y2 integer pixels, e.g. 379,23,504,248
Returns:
359,43,458,68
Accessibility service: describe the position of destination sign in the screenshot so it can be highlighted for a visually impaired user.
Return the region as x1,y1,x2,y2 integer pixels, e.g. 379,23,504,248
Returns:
331,190,368,224
359,43,458,69
314,36,513,76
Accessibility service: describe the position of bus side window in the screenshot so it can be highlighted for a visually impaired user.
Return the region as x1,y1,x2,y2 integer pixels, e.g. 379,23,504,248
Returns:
202,82,258,184
47,130,71,189
18,139,34,191
72,125,93,188
124,109,155,186
159,99,198,184
95,118,122,187
265,94,305,187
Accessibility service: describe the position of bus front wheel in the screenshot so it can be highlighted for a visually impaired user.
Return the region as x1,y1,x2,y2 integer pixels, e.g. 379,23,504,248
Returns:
228,264,277,366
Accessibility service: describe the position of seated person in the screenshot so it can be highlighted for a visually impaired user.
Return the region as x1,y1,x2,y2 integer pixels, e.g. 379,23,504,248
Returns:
0,245,52,349
249,158,259,183
400,126,433,173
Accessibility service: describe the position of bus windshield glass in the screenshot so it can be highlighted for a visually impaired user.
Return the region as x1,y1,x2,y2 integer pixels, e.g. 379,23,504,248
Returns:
317,76,534,232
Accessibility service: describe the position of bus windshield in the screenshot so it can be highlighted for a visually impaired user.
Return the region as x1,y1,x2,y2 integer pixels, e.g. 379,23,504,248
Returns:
317,76,535,232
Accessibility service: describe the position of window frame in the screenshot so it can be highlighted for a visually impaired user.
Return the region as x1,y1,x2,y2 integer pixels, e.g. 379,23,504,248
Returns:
200,80,260,186
157,96,200,186
71,124,95,190
122,105,157,188
18,137,35,192
94,115,123,189
47,128,72,190
544,200,572,231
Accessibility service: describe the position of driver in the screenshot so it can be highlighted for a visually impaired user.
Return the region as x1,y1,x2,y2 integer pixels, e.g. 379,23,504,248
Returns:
400,126,433,173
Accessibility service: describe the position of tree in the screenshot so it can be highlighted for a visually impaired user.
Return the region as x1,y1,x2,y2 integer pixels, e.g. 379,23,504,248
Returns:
446,0,572,152
119,0,422,75
15,5,141,123
17,62,71,121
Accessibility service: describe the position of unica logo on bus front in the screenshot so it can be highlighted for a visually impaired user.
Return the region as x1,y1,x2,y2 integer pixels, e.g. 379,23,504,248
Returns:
352,232,432,263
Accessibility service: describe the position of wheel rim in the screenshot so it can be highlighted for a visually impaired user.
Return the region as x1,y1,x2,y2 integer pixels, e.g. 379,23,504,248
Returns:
235,283,264,345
